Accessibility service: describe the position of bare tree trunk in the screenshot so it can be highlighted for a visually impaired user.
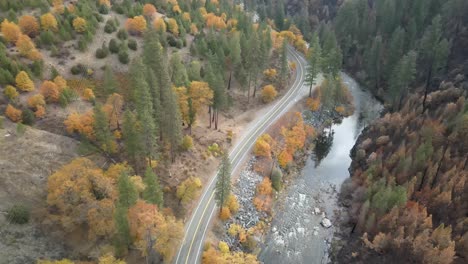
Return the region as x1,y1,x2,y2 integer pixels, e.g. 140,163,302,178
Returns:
208,106,212,128
431,144,448,189
309,82,313,97
422,66,433,113
227,71,232,90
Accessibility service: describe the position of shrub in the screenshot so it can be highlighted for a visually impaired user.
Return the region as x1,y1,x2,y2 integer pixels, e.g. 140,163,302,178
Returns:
21,109,35,125
39,30,55,46
219,207,231,221
181,135,193,151
4,85,19,100
70,64,86,75
7,204,30,224
77,38,87,52
99,4,109,14
95,43,109,59
109,39,119,53
117,29,128,40
118,50,129,64
59,88,77,107
5,104,22,122
271,168,283,191
104,23,114,33
128,39,137,50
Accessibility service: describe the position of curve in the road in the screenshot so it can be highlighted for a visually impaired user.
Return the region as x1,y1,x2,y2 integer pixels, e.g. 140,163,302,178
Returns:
175,47,308,264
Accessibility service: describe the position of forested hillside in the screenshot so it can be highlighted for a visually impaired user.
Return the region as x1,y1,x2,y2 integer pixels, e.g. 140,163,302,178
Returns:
245,0,468,263
0,0,305,263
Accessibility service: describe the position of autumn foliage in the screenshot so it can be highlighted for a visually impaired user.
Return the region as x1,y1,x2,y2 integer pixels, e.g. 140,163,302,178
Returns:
126,16,146,35
64,111,95,139
253,178,273,212
176,176,202,205
40,80,60,102
40,13,58,31
18,15,39,37
16,34,42,61
261,85,278,103
143,4,157,17
15,71,34,92
204,13,227,30
5,104,22,122
153,18,166,32
1,19,21,43
167,18,179,35
27,94,46,110
72,17,87,33
253,133,274,158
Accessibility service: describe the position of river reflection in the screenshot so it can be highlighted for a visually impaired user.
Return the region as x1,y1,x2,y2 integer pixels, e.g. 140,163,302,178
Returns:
259,73,382,264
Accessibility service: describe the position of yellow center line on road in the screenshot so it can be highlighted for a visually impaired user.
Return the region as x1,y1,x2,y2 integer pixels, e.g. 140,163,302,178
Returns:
182,48,305,264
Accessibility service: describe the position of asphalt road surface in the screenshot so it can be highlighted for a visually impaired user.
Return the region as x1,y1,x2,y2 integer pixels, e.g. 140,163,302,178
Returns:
174,47,309,264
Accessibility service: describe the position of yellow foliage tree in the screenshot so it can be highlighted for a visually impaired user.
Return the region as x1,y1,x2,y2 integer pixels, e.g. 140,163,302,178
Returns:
205,13,227,30
40,80,60,102
41,13,58,31
225,194,239,214
167,18,179,35
46,158,117,240
218,241,229,254
190,23,198,34
72,17,87,33
102,93,124,130
1,19,21,43
99,0,111,7
98,254,126,264
4,85,19,100
52,0,65,14
143,3,157,17
261,85,278,103
176,176,203,204
15,71,34,92
16,34,42,61
18,15,39,37
153,18,167,32
173,4,182,13
5,104,22,122
64,111,95,139
53,76,67,92
278,149,293,168
263,68,277,80
27,94,46,110
182,12,191,22
306,97,320,111
128,200,184,262
37,259,75,264
254,133,274,158
83,88,95,101
126,16,147,35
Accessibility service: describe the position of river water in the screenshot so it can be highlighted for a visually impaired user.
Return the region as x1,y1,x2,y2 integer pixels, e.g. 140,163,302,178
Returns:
258,73,382,264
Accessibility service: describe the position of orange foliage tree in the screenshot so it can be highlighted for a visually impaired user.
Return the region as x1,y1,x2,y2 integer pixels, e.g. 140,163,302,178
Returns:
64,111,95,139
99,0,111,7
205,13,227,30
219,206,232,220
52,0,65,14
35,105,46,118
102,93,124,130
278,149,293,168
261,85,278,103
72,17,87,33
18,15,39,37
40,80,60,102
40,13,58,31
83,88,95,101
128,200,184,262
1,19,21,43
46,158,117,240
126,16,147,35
5,104,22,122
253,178,273,212
16,71,34,92
143,3,157,17
53,76,68,92
172,4,182,14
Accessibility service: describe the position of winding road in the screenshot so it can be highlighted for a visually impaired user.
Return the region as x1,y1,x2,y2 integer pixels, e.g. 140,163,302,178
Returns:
174,47,309,264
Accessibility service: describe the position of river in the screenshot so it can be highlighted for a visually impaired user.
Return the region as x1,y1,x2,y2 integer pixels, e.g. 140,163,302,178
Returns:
258,73,383,264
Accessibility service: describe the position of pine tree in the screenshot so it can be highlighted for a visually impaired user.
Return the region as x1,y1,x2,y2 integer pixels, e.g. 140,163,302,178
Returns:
169,52,189,87
102,65,118,96
114,205,130,256
389,51,417,110
305,34,322,97
93,103,115,153
419,15,450,112
215,152,231,212
146,69,161,137
143,167,163,208
366,36,383,91
205,61,226,129
279,38,289,89
117,172,138,208
385,27,406,80
122,110,141,169
248,30,262,97
275,0,285,30
130,59,158,165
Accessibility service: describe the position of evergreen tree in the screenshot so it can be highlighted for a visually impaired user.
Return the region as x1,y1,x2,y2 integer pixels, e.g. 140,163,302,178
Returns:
279,38,289,89
305,34,322,97
146,69,161,138
385,27,406,80
122,110,140,168
114,205,130,256
102,65,118,96
169,52,189,87
366,36,383,91
215,152,231,212
93,103,114,153
389,51,417,110
274,0,285,30
117,172,138,208
248,30,261,97
228,32,241,91
419,15,450,112
143,167,164,208
131,59,158,165
205,61,226,129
